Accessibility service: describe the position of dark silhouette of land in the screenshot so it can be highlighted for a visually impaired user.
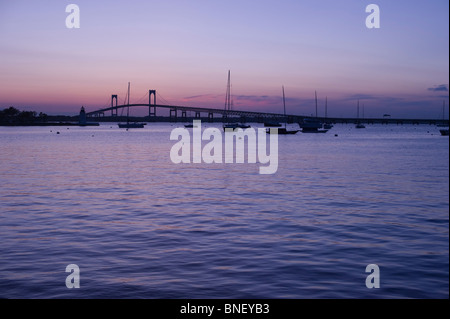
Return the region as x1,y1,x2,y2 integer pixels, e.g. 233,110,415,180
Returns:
0,106,98,126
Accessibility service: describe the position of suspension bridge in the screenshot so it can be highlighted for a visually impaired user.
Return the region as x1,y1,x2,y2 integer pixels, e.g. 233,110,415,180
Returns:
84,89,449,126
85,89,291,122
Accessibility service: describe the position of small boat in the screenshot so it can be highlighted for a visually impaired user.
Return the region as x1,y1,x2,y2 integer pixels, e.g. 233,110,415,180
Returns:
440,129,449,136
298,92,327,133
264,121,282,127
118,82,146,129
266,127,299,134
437,101,448,128
184,123,198,128
222,71,251,132
299,119,328,133
355,100,366,129
298,118,328,133
323,97,333,130
267,86,299,135
118,122,145,128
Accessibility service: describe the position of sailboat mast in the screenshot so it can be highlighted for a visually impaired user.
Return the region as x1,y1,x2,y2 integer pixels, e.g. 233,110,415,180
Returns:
357,100,360,119
224,70,231,112
227,71,230,111
282,86,286,128
127,82,130,121
127,82,130,106
443,100,446,120
315,91,318,118
325,97,328,118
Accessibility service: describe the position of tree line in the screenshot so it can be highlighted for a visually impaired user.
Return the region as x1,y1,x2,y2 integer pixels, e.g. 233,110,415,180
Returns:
0,107,48,123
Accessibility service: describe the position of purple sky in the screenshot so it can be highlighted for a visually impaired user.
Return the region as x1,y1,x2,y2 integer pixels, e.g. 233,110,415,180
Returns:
0,0,448,118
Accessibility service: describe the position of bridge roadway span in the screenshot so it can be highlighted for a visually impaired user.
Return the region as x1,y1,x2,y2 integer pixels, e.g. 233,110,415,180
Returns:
86,103,286,119
86,103,449,125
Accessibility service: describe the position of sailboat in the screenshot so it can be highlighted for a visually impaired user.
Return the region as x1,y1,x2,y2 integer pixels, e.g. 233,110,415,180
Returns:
118,82,146,129
355,100,366,129
298,91,328,133
267,86,299,134
438,101,449,135
264,121,282,127
223,71,250,131
323,97,333,130
437,100,448,128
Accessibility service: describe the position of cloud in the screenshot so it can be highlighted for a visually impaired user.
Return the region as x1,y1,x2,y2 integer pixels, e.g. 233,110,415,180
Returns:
341,94,404,105
234,95,279,104
344,94,382,101
182,94,221,101
428,84,449,92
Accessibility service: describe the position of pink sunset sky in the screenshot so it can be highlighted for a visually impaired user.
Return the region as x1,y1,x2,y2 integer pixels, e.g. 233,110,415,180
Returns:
0,0,448,118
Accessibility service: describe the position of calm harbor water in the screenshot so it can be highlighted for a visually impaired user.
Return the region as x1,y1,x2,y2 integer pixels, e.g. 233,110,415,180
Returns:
0,123,448,299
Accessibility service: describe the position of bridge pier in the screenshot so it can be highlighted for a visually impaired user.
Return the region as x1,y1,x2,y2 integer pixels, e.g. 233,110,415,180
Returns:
170,108,177,121
208,112,214,122
195,112,201,118
149,90,156,117
111,95,118,116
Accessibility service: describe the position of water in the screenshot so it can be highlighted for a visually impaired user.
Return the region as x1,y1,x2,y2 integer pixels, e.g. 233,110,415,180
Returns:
0,123,448,299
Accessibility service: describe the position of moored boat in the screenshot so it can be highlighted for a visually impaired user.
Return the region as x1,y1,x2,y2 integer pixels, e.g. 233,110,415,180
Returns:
264,121,282,127
118,82,146,129
298,118,328,133
267,86,299,135
118,122,145,128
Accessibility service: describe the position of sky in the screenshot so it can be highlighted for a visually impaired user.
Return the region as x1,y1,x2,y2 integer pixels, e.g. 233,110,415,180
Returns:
0,0,448,118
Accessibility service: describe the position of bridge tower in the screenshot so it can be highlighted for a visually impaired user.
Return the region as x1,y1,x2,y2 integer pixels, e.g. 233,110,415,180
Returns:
149,90,156,117
111,95,118,116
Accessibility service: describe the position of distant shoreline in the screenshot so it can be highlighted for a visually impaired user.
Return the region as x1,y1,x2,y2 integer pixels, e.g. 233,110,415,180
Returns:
0,117,448,127
1,106,448,126
0,122,99,127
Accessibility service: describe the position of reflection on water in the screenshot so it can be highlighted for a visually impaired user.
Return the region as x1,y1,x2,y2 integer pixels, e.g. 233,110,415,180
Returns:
0,123,448,298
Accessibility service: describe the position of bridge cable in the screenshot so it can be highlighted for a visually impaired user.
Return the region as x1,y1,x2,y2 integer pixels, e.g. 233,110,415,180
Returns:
156,92,173,106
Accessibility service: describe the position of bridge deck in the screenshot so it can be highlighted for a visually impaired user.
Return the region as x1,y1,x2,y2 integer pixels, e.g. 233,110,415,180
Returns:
86,103,449,125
